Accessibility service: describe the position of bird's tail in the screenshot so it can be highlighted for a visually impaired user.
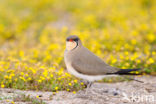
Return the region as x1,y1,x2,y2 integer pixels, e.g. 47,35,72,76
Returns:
114,68,141,75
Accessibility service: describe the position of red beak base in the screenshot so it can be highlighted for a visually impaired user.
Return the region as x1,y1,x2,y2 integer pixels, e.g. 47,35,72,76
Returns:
69,39,73,42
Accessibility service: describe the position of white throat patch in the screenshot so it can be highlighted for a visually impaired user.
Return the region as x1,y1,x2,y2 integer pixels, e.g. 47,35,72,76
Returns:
66,41,77,51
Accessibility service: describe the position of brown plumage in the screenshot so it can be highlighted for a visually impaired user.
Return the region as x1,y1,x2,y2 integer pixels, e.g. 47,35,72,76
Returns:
64,35,140,82
64,35,142,93
65,45,119,75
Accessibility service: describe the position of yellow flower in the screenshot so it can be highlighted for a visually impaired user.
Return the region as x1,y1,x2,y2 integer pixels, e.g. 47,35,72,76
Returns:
40,76,45,80
43,70,48,77
55,86,58,90
124,51,129,55
20,72,24,76
65,73,71,77
47,76,50,80
120,55,124,59
58,77,62,80
125,63,130,66
49,67,56,71
136,60,141,64
124,44,130,49
25,74,29,77
108,79,112,82
111,58,117,64
1,84,5,88
38,80,42,83
81,82,84,85
148,58,154,64
152,51,156,55
67,89,70,91
6,100,10,102
10,73,15,77
53,92,56,95
11,101,15,104
50,74,53,78
4,75,9,79
131,57,135,61
131,39,137,45
135,71,139,74
19,51,24,57
68,83,72,86
28,77,32,80
0,68,4,72
8,75,12,80
131,30,138,36
15,78,18,82
74,80,78,83
146,33,155,42
36,95,39,98
122,66,126,69
73,91,76,94
57,70,63,76
48,44,59,51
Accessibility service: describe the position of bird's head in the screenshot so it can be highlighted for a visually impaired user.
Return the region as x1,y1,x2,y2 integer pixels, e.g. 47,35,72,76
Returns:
66,35,82,51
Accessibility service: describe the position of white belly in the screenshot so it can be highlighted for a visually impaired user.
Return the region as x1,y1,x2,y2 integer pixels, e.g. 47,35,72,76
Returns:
66,64,118,82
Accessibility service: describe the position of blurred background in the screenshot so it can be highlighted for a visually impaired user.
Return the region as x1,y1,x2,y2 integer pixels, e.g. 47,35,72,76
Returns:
0,0,156,90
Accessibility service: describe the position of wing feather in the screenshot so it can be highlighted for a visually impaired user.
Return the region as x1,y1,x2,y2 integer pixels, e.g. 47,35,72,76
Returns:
71,47,119,75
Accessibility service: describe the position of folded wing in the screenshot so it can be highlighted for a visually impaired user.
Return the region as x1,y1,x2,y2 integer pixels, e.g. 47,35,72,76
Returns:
71,47,119,75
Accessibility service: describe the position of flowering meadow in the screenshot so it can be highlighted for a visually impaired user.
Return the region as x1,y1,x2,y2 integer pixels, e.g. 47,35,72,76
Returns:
0,0,156,92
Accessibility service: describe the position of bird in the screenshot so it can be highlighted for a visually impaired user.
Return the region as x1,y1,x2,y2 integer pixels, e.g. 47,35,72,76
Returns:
64,35,141,93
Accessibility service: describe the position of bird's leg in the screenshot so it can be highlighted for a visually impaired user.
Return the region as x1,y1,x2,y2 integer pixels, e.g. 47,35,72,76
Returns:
123,75,144,83
85,81,93,94
88,81,93,88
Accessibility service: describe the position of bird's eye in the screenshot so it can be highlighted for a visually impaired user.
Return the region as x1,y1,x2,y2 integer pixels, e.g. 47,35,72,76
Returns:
73,39,78,41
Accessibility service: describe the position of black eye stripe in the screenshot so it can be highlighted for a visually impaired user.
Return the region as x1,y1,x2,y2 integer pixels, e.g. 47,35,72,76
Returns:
73,38,78,41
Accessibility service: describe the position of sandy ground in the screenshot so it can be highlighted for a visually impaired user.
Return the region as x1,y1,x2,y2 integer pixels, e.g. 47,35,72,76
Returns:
0,76,156,104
